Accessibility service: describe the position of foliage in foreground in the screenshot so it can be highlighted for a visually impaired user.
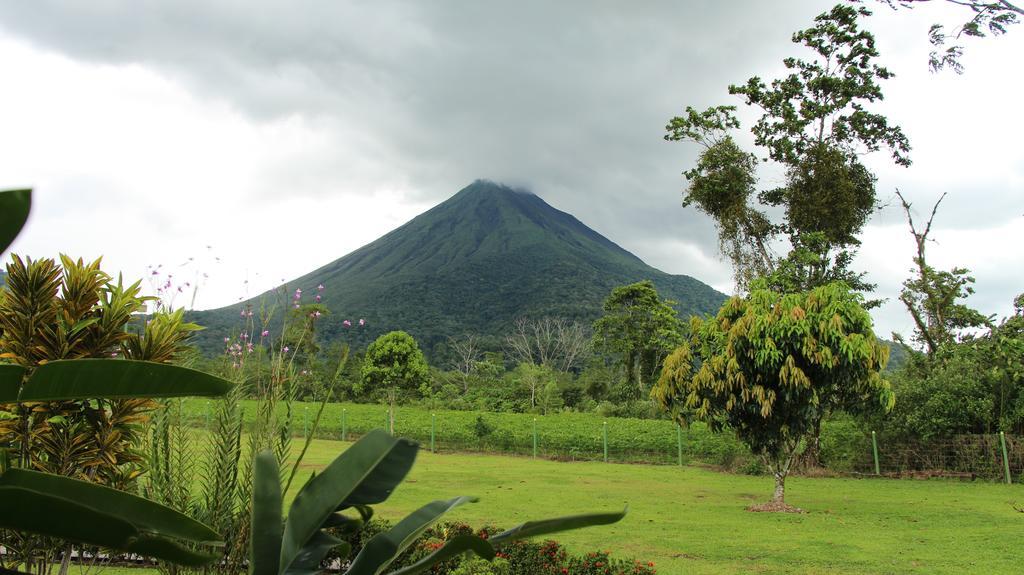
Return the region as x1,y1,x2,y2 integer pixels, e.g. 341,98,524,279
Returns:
324,519,656,575
250,430,625,575
0,187,232,573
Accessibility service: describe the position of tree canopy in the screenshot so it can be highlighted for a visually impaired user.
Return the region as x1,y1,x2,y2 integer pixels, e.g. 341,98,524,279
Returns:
666,4,909,296
653,281,892,508
592,281,683,398
358,330,430,432
876,0,1022,73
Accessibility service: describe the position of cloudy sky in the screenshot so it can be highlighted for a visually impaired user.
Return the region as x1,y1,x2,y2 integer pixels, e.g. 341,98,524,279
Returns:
0,1,1020,340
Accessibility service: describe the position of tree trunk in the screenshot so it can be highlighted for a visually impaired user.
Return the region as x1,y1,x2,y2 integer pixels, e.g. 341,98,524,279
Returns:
772,471,786,504
803,416,823,469
387,389,396,434
57,545,72,575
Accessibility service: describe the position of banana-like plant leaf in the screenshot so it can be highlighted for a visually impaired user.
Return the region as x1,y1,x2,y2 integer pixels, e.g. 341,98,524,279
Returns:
0,485,215,566
0,188,31,254
337,434,418,509
285,530,346,575
252,451,285,575
321,512,363,535
0,485,138,547
0,468,221,543
387,535,496,575
17,359,231,401
346,496,477,575
125,535,220,567
488,507,628,547
279,431,417,574
0,364,25,402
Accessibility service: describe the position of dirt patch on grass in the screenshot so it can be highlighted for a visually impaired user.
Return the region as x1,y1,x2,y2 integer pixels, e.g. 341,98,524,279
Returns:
746,501,805,513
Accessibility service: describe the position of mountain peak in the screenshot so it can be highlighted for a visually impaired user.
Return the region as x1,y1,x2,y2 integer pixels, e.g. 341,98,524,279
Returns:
456,179,536,199
191,180,726,358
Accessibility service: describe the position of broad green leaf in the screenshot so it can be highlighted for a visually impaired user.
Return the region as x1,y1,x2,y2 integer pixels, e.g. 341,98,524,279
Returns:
252,451,284,575
338,434,418,509
18,359,231,401
0,188,31,254
0,485,137,547
488,508,627,547
284,530,345,575
0,468,220,543
387,535,496,575
279,430,417,574
0,364,25,402
321,512,363,535
346,496,477,575
125,535,220,567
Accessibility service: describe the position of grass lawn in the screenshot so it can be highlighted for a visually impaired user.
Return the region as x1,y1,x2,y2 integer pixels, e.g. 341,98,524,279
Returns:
78,434,1023,575
279,436,1023,575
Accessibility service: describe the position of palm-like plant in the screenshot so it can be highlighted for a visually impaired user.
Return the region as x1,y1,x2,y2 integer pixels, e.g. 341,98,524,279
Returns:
0,188,232,574
251,430,625,575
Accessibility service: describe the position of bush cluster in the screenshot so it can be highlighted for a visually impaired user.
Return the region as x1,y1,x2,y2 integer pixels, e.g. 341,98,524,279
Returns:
327,520,656,575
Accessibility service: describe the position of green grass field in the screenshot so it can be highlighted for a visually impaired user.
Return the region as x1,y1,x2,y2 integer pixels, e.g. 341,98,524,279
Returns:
267,436,1024,575
72,433,1022,575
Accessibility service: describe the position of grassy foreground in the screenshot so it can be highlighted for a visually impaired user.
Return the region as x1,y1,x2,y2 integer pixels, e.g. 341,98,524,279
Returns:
86,435,1022,575
272,436,1023,575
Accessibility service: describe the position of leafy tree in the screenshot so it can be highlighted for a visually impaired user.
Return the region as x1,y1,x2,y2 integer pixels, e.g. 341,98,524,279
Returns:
876,0,1022,73
592,281,683,398
880,292,1024,439
358,330,430,433
653,282,892,508
666,4,909,295
510,362,552,410
894,191,991,358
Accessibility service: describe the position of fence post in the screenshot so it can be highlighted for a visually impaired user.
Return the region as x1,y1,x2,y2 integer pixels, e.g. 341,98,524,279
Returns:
385,409,390,434
872,430,880,476
603,421,608,463
431,413,436,453
1000,431,1012,485
342,409,347,441
677,424,683,467
303,405,309,438
532,418,538,458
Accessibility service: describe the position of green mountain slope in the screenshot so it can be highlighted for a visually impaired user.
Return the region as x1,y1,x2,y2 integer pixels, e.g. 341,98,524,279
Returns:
189,180,727,359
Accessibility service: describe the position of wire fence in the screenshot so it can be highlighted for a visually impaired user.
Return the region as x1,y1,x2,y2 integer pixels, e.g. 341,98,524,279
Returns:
852,432,1021,482
185,399,1022,483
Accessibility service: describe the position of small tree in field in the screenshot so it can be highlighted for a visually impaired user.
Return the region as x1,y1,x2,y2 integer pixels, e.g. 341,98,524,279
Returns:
358,330,429,433
653,282,893,510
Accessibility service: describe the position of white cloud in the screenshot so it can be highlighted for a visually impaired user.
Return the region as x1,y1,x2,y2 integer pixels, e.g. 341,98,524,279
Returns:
0,1,1020,343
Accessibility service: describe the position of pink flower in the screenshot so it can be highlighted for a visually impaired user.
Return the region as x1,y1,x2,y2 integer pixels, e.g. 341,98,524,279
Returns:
317,284,324,291
110,352,118,358
314,311,321,317
343,320,351,327
224,337,230,343
240,309,247,317
359,318,365,326
315,294,321,302
261,330,270,337
283,346,290,353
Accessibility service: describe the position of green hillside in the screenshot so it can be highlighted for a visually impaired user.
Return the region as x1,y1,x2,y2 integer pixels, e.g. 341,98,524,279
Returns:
189,180,726,359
